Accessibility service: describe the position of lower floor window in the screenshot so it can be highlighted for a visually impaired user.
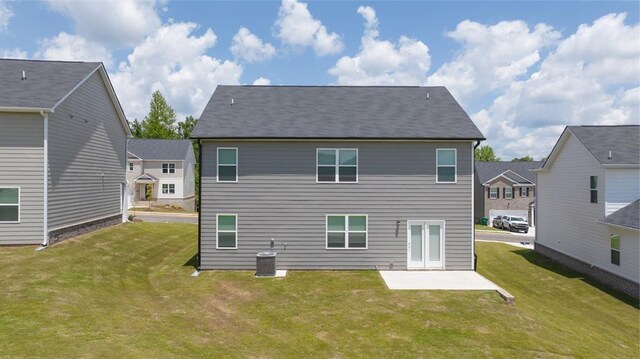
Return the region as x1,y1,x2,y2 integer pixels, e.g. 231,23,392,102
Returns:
0,188,19,222
162,184,175,194
610,234,620,266
327,215,367,248
217,214,237,248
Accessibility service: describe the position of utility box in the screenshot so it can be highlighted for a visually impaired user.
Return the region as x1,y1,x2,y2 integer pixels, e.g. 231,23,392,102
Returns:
256,252,277,276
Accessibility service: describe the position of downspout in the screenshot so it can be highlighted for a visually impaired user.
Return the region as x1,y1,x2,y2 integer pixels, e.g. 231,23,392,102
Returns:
41,110,49,247
472,139,481,270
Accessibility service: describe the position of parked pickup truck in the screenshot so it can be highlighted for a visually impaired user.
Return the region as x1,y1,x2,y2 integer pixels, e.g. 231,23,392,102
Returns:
498,216,529,233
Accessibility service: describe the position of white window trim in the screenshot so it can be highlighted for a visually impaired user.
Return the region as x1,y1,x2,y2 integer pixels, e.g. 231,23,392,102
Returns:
162,184,168,194
489,187,498,199
217,147,238,183
0,187,20,224
129,162,134,171
610,234,621,266
162,183,176,194
325,214,368,249
162,163,176,174
436,148,457,184
520,187,528,197
316,148,359,184
168,184,175,194
216,214,238,249
505,187,513,199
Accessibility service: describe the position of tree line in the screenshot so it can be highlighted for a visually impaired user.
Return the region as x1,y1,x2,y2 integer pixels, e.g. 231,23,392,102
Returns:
475,145,541,162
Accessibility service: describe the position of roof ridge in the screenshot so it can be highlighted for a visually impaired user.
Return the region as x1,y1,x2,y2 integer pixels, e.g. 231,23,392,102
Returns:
220,85,445,89
0,58,101,65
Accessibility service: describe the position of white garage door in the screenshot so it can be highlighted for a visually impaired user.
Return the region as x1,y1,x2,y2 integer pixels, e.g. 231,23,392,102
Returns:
489,210,528,226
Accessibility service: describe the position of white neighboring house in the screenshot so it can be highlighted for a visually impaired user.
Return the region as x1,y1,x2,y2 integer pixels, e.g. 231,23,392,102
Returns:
534,125,639,298
127,139,196,211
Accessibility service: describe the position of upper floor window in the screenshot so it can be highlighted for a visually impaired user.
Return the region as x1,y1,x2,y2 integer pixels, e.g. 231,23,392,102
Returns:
610,234,620,266
129,162,134,171
162,163,175,174
317,149,358,183
520,187,529,197
0,188,19,223
217,148,238,182
590,176,598,203
489,187,498,199
504,187,513,199
326,215,367,249
436,149,456,183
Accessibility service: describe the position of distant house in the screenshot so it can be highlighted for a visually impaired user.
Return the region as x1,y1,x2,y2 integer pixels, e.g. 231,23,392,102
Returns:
0,59,131,246
127,139,196,211
534,125,639,298
474,161,541,226
192,85,485,271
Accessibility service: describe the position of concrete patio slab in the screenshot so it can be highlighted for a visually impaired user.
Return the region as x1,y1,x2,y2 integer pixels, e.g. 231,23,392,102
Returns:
379,270,501,290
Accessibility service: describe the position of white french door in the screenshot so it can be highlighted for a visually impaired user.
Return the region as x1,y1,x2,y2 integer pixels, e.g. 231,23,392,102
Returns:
407,221,444,269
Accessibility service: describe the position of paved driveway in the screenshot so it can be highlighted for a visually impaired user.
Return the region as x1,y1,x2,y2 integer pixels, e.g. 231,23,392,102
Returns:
132,211,198,224
476,227,535,243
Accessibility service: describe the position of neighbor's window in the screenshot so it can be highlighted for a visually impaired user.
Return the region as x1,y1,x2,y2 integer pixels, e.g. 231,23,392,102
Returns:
326,215,367,249
162,163,176,174
489,187,498,199
162,184,175,194
317,149,358,183
436,149,456,183
218,148,238,182
0,188,19,223
505,187,513,199
590,176,598,203
217,214,237,249
610,234,620,266
129,162,134,171
520,187,529,197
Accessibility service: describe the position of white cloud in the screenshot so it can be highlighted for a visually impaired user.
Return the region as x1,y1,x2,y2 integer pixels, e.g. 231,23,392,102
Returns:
275,0,343,55
473,13,640,160
328,6,430,85
427,20,561,103
34,32,113,67
0,1,12,31
231,27,276,63
111,22,243,120
2,48,27,59
252,77,271,85
47,0,161,47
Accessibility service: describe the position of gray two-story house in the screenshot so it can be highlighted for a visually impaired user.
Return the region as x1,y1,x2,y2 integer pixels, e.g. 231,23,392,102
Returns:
192,86,485,270
0,59,131,246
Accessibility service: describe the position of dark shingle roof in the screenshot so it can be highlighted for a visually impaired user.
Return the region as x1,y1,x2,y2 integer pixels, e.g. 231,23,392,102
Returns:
128,139,192,160
191,85,485,140
602,200,640,230
0,59,101,109
568,126,640,165
475,161,542,184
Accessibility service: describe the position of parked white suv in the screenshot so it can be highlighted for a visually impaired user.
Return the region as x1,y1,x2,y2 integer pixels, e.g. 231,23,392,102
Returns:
498,216,529,233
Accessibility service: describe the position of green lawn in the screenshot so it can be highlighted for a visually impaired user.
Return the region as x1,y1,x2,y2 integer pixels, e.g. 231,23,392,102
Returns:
475,224,502,232
0,223,637,358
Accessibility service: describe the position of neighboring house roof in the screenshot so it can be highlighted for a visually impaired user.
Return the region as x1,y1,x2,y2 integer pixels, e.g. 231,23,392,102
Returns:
192,85,485,140
0,58,131,136
128,139,192,161
134,173,159,182
475,161,542,184
539,126,640,171
600,200,640,230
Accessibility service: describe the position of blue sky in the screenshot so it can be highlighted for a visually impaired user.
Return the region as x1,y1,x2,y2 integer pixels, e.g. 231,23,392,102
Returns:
1,1,638,159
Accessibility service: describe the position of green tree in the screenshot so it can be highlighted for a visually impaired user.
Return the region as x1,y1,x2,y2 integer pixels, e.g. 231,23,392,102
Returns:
475,145,501,162
178,115,201,211
179,115,198,139
512,155,534,162
138,90,180,139
129,119,144,138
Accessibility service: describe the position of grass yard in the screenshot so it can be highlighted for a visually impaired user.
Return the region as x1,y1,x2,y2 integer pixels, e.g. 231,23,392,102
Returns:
0,223,638,358
475,224,503,232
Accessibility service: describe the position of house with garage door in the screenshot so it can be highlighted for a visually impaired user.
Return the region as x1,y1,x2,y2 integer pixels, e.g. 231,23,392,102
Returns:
474,161,541,226
0,59,131,246
191,85,485,271
127,139,196,211
534,125,639,298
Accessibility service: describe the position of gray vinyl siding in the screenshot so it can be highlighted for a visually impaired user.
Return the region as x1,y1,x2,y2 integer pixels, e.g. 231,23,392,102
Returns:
200,141,474,270
47,72,127,231
0,113,44,245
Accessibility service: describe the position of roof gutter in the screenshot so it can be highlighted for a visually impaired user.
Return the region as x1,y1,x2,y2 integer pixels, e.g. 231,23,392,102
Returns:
596,220,639,231
0,106,53,113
